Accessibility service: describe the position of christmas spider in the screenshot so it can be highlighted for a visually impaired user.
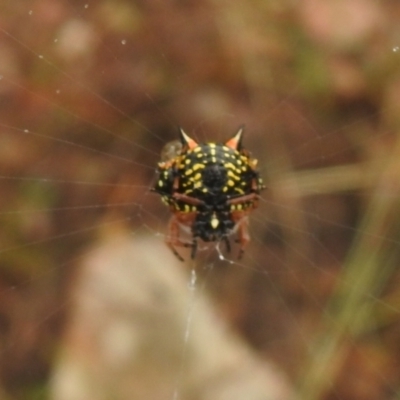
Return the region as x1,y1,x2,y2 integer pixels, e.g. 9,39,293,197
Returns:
153,127,264,261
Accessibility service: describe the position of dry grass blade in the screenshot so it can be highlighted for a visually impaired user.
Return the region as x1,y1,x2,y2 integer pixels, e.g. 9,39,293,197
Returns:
297,136,400,399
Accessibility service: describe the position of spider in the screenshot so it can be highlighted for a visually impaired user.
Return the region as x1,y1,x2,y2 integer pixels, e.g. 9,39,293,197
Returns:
152,127,264,261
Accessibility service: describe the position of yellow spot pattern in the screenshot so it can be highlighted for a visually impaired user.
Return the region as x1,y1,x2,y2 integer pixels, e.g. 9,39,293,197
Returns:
211,214,219,229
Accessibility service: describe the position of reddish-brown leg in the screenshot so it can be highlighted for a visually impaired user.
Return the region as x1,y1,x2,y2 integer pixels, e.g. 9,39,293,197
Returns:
165,214,195,261
172,192,205,206
227,193,259,206
235,216,250,259
165,215,185,261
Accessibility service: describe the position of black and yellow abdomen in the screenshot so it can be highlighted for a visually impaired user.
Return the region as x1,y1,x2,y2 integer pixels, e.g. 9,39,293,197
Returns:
153,127,264,258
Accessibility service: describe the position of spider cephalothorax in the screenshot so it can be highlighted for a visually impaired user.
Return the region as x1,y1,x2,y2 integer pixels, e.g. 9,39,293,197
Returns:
153,127,264,260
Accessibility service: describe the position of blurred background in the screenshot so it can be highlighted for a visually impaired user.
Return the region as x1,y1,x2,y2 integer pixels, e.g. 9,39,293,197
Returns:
1,0,400,399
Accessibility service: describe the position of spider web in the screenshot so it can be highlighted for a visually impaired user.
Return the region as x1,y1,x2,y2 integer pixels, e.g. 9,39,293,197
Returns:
1,1,400,400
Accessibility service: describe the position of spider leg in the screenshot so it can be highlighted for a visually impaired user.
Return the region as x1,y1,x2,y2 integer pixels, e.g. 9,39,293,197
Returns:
236,216,250,259
168,243,185,262
190,238,198,259
172,192,205,206
227,192,258,206
165,215,190,261
223,236,231,253
227,176,263,208
166,213,201,261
